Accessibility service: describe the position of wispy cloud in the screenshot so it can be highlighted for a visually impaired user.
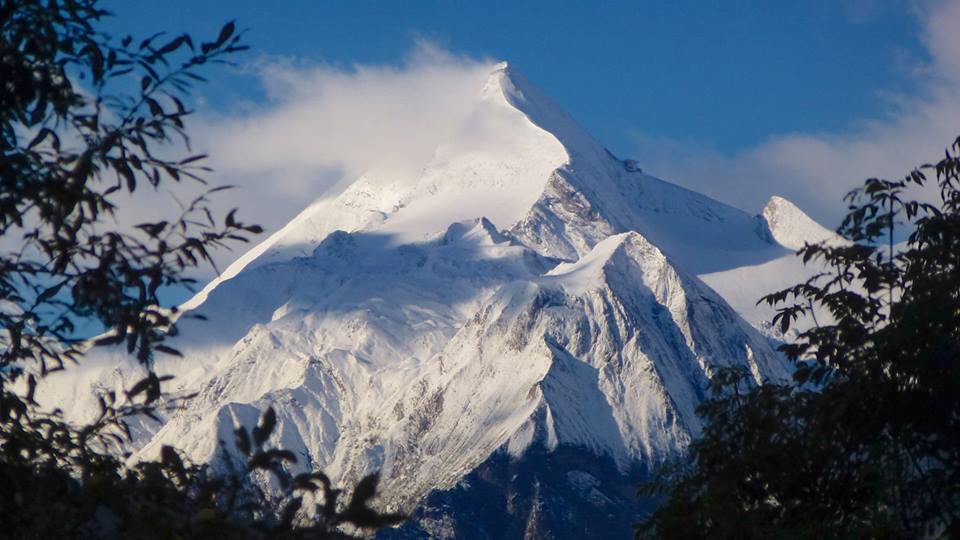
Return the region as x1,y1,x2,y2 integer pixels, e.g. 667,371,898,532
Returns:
190,42,496,236
629,0,960,226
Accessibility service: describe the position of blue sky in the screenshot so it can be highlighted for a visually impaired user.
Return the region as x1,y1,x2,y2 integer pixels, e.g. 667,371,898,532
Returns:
101,1,960,232
105,1,925,153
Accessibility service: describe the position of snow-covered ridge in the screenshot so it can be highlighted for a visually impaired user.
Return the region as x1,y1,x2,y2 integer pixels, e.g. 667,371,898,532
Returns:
761,195,840,250
38,62,834,533
182,62,569,311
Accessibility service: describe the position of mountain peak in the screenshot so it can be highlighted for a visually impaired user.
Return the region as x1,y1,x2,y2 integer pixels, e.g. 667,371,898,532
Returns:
543,232,664,293
480,61,513,100
762,195,839,250
41,62,834,537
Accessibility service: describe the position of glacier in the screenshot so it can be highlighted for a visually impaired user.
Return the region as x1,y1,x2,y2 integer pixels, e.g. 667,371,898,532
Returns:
37,61,837,538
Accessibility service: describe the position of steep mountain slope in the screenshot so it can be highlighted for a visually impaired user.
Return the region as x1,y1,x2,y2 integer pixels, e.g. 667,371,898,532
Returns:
38,62,832,537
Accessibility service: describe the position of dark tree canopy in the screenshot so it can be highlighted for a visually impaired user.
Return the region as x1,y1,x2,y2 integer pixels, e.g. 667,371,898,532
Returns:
0,2,402,538
639,137,960,539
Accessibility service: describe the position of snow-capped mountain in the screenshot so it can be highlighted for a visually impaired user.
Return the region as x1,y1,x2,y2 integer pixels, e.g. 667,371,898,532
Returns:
39,62,834,538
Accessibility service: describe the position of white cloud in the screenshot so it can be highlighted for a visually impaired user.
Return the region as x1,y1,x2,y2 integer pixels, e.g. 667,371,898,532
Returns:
190,42,496,237
629,0,960,226
55,41,495,285
87,42,497,280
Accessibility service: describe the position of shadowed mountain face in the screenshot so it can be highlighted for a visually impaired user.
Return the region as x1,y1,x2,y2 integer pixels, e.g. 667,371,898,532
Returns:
37,62,832,537
383,447,649,540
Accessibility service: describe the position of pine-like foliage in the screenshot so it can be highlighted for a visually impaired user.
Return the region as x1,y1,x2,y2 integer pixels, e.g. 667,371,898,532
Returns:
639,137,960,539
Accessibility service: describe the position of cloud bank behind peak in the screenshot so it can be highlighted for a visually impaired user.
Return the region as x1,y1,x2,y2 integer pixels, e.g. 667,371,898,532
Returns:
193,42,497,236
629,0,960,227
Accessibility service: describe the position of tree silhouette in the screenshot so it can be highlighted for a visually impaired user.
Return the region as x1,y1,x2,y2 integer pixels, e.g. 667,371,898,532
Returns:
0,2,402,537
638,136,960,539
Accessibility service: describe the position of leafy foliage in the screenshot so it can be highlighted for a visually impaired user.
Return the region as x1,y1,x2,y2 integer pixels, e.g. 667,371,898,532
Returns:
638,137,960,539
3,406,404,539
0,2,403,538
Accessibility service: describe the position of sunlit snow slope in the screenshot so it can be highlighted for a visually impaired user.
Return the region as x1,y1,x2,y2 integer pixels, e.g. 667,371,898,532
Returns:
38,62,836,537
